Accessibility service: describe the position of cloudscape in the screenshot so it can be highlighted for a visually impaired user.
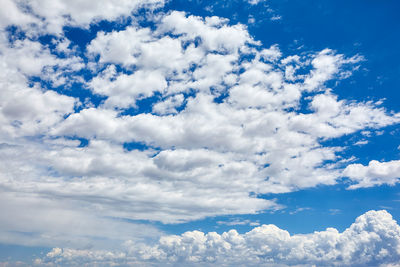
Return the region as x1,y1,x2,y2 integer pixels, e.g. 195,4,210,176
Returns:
1,0,400,266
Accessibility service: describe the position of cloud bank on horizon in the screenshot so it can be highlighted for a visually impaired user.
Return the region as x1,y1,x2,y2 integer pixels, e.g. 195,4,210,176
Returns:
0,0,399,266
36,210,400,267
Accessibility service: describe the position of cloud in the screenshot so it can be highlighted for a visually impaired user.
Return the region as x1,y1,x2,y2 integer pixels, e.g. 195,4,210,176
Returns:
304,49,364,92
0,0,39,29
0,32,77,140
0,139,282,224
246,0,266,5
152,94,185,115
37,210,400,267
270,15,282,21
344,160,400,189
0,190,162,249
1,0,165,34
216,218,260,226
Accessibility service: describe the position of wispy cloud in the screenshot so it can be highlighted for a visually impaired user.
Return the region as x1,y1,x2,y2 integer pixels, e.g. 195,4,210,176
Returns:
217,218,260,226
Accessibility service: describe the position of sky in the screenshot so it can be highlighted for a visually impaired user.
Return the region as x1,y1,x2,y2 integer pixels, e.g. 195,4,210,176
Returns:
0,0,400,266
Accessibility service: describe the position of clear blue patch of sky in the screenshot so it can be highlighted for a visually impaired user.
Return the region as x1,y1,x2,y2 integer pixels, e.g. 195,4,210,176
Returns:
0,243,49,263
324,125,400,166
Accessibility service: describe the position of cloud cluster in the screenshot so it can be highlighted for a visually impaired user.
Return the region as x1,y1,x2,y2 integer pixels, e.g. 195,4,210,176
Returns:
1,0,165,34
0,0,399,255
38,210,400,267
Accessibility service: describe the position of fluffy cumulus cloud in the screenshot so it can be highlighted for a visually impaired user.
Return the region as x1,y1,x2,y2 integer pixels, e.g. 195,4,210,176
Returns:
1,1,400,265
343,160,400,189
36,210,400,266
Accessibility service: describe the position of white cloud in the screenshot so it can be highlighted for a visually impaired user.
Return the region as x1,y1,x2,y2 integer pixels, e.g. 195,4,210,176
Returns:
0,190,162,249
0,32,77,140
289,93,399,139
304,49,363,91
91,66,168,109
217,218,260,226
0,0,38,29
354,139,369,146
37,210,400,266
158,11,252,53
344,160,400,189
270,15,282,21
247,0,266,5
289,207,312,215
1,0,165,34
153,94,185,115
0,138,282,224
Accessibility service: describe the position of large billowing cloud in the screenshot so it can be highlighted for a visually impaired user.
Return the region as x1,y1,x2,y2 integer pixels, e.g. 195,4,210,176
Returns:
37,210,400,266
0,1,400,265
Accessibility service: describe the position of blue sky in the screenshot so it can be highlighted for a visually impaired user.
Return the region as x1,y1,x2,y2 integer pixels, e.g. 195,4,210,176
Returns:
1,0,400,266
